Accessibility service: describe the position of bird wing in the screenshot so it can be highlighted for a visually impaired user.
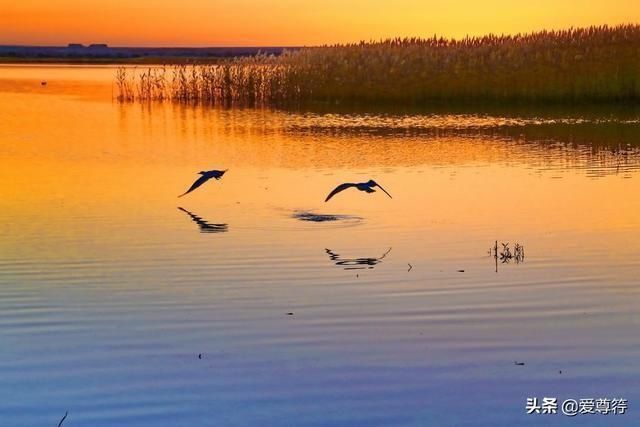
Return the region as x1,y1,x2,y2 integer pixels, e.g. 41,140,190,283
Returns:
325,183,357,202
178,174,212,197
373,182,393,199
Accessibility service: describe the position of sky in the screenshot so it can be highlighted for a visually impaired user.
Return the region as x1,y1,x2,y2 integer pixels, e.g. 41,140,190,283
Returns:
2,0,640,47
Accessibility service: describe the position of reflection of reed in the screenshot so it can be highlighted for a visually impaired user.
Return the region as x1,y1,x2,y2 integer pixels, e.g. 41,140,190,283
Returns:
126,105,640,177
178,207,228,233
489,241,525,272
280,119,640,176
325,247,392,270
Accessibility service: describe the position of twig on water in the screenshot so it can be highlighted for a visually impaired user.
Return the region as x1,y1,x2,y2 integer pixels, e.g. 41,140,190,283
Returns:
57,411,68,427
407,263,412,272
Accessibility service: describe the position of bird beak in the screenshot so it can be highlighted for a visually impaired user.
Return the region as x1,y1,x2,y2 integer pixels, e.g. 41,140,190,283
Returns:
376,183,393,199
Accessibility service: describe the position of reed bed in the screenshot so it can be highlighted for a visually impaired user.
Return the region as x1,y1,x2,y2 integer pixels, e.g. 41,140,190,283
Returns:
116,25,640,105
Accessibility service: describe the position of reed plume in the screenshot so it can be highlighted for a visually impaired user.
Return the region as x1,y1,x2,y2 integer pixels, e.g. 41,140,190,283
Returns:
116,25,640,106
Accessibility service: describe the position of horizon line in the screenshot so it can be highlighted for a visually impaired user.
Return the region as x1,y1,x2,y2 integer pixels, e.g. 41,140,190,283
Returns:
3,22,639,49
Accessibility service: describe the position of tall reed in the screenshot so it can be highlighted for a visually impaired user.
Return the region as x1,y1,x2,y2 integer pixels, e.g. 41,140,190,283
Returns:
116,25,640,105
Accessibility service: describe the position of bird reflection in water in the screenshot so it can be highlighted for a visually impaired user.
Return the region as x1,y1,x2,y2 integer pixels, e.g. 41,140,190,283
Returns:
178,207,228,233
325,247,392,270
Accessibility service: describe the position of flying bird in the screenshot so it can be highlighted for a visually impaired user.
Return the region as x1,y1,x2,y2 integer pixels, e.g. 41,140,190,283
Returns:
324,180,392,202
178,169,227,197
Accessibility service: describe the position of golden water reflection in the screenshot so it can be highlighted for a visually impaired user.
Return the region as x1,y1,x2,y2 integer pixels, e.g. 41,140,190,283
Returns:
2,65,640,426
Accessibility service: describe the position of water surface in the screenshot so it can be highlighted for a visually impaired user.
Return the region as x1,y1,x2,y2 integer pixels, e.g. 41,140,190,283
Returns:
1,65,640,426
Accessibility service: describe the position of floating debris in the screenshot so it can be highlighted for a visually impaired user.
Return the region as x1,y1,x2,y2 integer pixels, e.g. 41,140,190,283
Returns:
407,263,413,272
514,361,525,366
286,312,294,316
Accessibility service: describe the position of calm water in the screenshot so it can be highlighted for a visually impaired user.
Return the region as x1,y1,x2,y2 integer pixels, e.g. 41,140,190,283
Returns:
1,65,640,426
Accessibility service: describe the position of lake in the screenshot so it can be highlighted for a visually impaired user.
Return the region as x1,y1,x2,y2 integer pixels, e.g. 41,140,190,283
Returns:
1,65,639,426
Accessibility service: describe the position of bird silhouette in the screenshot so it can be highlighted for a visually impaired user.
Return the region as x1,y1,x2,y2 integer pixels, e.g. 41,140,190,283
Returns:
324,179,392,202
178,169,227,197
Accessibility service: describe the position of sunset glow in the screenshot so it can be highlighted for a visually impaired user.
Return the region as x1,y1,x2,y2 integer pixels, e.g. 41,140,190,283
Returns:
3,0,640,424
3,0,640,46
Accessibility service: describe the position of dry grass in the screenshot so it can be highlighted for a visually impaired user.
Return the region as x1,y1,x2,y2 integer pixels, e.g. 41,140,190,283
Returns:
116,25,640,105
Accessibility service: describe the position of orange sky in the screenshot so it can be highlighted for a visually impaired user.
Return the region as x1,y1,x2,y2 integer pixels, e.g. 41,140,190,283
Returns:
2,0,640,46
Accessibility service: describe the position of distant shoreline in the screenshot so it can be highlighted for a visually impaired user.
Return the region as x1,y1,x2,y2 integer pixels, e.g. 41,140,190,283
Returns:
0,45,297,65
0,56,229,65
